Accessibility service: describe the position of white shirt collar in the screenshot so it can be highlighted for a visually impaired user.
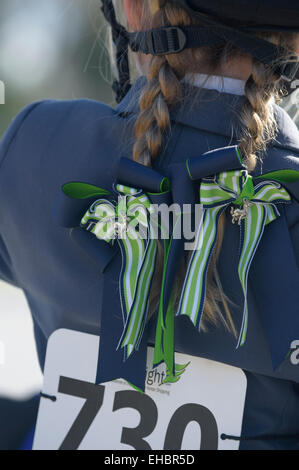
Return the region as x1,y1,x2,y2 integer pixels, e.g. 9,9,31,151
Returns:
182,73,246,96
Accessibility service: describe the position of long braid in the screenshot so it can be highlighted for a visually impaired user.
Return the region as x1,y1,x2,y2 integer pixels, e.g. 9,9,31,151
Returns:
132,3,187,317
133,55,181,166
239,61,278,172
239,32,297,171
132,2,188,166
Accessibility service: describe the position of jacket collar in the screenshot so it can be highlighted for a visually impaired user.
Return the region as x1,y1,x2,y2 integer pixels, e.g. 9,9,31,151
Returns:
116,76,246,141
182,73,246,96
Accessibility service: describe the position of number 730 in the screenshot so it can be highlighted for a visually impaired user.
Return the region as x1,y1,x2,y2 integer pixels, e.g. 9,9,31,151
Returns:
57,376,218,450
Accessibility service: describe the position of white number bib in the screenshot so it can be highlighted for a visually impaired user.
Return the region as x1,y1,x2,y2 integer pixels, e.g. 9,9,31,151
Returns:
33,329,247,450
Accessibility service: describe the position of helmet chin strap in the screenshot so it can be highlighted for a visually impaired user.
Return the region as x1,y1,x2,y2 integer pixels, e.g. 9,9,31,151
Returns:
101,0,299,102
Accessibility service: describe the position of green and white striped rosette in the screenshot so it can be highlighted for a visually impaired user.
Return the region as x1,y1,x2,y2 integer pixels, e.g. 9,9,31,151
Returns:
80,183,157,360
176,168,293,348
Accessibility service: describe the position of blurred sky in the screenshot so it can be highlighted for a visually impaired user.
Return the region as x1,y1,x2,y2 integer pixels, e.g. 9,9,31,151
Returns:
0,0,114,137
0,0,298,399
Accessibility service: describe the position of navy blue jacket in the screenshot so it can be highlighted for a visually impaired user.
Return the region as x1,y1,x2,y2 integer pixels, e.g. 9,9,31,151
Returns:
1,77,299,449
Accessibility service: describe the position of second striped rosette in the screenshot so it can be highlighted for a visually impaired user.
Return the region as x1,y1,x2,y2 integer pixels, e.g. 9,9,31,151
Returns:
176,169,292,347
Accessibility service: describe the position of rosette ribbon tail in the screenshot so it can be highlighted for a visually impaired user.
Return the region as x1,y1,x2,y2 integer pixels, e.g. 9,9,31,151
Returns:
95,159,173,390
115,159,177,386
176,167,299,366
153,146,245,382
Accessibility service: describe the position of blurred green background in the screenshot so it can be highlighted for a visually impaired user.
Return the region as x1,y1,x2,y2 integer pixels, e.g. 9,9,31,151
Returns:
0,0,297,138
0,0,115,137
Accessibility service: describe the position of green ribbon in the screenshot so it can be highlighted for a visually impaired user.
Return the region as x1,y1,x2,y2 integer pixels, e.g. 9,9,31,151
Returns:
176,168,294,348
80,183,158,360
